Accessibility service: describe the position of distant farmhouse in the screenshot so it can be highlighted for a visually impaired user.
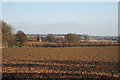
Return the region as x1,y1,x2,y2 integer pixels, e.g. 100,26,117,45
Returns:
26,34,46,42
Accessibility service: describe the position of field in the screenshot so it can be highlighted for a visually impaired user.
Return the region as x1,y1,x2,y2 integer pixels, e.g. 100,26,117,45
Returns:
2,47,119,79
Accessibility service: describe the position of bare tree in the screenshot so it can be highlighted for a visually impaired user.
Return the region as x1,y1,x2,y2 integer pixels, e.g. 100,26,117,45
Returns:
45,34,55,42
65,33,81,43
16,30,28,47
1,21,16,47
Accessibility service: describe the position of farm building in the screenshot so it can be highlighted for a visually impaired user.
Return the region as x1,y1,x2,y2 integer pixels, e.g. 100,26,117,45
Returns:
27,34,46,42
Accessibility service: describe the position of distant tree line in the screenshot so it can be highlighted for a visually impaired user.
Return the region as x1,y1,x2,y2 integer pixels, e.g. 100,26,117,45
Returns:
1,21,90,47
1,21,117,48
44,33,90,43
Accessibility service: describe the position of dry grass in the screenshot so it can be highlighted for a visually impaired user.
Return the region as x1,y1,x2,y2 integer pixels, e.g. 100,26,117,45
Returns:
2,47,119,78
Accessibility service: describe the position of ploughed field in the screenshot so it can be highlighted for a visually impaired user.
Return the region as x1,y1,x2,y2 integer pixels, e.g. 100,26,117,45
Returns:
2,47,119,78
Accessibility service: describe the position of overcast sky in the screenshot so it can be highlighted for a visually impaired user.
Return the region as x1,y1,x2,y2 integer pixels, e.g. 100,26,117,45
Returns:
2,2,118,36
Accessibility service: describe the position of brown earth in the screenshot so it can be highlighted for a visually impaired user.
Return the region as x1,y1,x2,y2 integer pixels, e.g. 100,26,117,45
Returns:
2,47,119,79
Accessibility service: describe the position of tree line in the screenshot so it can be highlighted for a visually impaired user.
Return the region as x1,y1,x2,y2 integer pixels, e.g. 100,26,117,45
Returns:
1,21,91,47
1,21,27,47
45,33,90,43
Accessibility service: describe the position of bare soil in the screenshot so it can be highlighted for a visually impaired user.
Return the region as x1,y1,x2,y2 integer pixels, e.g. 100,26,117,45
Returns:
2,47,119,79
